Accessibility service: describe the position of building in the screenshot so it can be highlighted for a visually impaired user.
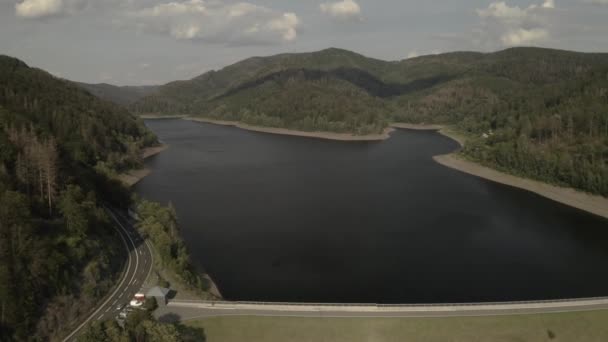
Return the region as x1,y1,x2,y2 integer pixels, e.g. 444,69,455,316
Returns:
146,286,171,306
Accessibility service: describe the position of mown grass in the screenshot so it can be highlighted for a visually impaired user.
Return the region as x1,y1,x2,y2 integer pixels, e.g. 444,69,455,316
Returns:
186,310,608,342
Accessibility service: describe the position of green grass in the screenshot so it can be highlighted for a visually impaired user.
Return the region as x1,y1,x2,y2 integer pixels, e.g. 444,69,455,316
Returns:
186,310,608,342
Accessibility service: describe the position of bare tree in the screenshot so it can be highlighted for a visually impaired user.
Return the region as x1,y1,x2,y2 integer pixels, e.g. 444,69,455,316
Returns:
7,126,59,214
42,138,58,215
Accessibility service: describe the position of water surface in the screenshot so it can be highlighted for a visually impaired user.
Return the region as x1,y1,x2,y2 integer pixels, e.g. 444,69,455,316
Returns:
136,119,608,304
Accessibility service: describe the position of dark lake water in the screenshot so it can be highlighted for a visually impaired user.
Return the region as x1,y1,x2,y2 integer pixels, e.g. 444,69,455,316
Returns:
136,119,608,304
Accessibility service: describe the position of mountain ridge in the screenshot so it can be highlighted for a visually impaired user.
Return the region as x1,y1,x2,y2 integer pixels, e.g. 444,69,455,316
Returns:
124,47,608,197
0,54,158,340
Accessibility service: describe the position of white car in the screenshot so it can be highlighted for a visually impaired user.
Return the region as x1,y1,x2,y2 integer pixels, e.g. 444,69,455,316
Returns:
129,299,144,308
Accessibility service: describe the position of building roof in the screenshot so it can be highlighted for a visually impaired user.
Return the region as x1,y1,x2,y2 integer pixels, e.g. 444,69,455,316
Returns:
147,286,170,297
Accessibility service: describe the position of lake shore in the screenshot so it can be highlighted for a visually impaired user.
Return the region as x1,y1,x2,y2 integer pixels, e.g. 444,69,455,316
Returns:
434,154,608,220
185,117,395,141
141,117,608,219
118,144,168,187
139,114,187,120
392,123,608,219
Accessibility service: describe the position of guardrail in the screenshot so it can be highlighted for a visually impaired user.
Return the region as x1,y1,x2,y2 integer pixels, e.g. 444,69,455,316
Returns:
168,296,608,308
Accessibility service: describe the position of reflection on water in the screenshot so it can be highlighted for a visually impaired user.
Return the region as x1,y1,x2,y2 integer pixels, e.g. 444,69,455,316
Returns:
136,119,608,304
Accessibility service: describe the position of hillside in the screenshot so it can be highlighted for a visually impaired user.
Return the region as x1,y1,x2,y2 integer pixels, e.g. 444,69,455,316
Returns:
395,48,608,196
132,47,608,196
76,82,158,106
0,55,157,340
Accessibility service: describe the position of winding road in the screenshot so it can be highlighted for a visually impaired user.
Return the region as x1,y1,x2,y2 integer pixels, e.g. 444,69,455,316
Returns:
62,207,154,342
61,205,608,336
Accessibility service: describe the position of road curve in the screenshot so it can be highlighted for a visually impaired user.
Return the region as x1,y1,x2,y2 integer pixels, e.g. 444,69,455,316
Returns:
155,298,608,322
62,207,154,342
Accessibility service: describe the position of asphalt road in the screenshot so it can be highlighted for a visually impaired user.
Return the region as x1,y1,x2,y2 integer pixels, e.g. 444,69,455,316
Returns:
155,298,608,323
62,207,154,342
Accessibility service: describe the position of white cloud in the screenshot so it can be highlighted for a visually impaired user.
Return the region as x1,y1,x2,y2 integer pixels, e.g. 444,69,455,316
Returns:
127,0,300,45
99,71,113,82
542,0,555,8
15,0,63,18
476,2,528,23
137,0,206,17
475,0,555,48
15,0,88,18
501,28,549,45
320,0,361,20
582,0,608,4
406,51,419,59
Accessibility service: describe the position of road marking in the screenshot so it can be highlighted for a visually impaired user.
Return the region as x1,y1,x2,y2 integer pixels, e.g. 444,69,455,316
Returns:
62,207,138,342
115,209,155,299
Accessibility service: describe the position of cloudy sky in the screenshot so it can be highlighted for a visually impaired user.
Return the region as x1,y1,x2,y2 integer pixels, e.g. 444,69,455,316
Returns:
2,0,608,85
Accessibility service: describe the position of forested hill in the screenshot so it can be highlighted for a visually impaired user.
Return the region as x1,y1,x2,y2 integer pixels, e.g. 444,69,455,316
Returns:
128,47,478,127
394,48,608,197
76,82,158,106
131,47,608,196
0,55,156,340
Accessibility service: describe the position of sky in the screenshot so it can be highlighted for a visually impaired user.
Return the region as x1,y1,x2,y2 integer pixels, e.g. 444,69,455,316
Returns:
1,0,608,85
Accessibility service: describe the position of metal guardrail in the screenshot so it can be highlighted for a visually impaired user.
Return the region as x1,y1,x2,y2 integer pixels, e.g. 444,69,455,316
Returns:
169,296,608,308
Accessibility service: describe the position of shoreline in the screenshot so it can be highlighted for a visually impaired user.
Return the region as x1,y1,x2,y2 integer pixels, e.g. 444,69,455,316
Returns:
390,123,608,219
390,123,467,147
140,116,608,219
139,114,187,120
118,144,168,187
434,153,608,220
185,117,395,141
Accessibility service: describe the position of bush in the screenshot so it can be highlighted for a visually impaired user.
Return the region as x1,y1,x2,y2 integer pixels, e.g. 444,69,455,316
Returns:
144,297,158,311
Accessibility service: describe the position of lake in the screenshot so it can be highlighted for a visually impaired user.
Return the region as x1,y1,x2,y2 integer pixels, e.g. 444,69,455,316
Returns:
136,119,608,304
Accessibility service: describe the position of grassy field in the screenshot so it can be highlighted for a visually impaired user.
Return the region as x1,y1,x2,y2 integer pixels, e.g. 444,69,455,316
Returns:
186,310,608,342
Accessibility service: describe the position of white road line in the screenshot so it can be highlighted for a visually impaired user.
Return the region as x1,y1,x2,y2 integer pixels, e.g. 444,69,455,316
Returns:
63,208,139,342
62,207,134,342
115,209,155,298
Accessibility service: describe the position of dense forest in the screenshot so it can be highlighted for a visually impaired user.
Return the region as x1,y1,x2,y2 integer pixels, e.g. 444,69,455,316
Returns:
76,83,158,106
79,308,206,341
132,47,608,196
0,55,158,340
394,49,608,197
136,200,212,296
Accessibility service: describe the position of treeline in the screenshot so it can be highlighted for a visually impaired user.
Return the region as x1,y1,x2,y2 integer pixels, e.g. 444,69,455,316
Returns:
0,56,157,173
130,47,608,195
0,176,123,340
393,50,608,196
199,73,389,135
79,309,205,341
0,55,158,340
136,200,211,295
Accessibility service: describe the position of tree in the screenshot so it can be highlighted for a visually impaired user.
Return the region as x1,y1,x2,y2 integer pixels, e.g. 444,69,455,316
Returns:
58,185,97,243
42,137,58,215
